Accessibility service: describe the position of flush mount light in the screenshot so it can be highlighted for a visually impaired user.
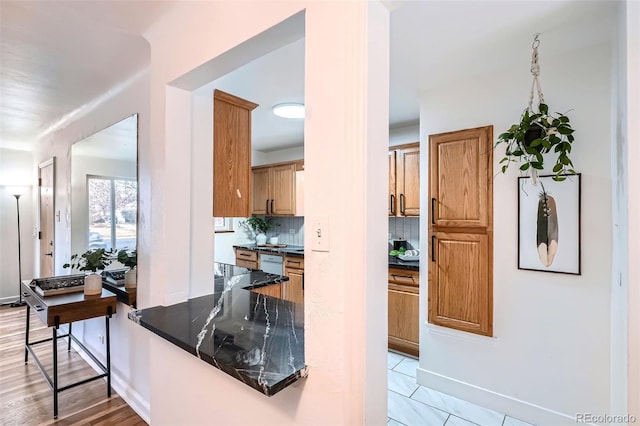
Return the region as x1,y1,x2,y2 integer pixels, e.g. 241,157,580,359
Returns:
272,103,305,119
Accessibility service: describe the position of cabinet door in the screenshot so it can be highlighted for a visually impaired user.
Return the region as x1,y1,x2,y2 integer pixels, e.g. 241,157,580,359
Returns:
283,268,304,305
388,283,419,356
429,231,492,336
397,146,420,216
270,163,296,215
213,90,258,217
388,151,397,216
429,127,492,229
251,284,282,298
251,168,270,215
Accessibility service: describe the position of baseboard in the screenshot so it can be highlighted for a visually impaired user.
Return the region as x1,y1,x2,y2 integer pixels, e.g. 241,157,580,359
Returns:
71,340,150,424
416,367,596,426
0,295,19,305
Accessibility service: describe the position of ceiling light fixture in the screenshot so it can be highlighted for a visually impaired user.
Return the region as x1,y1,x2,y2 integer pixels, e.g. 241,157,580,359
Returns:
272,103,305,119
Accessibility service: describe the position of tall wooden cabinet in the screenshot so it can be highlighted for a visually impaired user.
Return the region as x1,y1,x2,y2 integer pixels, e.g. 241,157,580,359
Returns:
252,161,302,216
283,256,304,305
428,126,493,337
389,143,420,217
213,89,258,217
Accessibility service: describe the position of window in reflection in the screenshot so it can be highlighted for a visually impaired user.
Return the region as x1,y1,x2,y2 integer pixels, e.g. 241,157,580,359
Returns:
88,176,137,250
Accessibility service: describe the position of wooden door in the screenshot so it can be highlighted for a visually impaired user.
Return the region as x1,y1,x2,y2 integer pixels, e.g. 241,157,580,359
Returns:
39,159,55,277
388,151,396,216
429,127,492,229
388,283,419,355
270,163,296,215
397,146,420,216
213,89,258,217
251,168,270,215
428,125,493,337
428,232,491,336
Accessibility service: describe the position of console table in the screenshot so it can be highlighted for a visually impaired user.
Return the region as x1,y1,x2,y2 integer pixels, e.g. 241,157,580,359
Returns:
20,281,117,419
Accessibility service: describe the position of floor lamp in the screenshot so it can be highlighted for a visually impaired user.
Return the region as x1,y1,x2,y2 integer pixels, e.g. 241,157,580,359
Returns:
10,188,26,307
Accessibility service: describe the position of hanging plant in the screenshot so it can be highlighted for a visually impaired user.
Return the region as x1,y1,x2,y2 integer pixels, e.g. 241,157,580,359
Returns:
495,34,577,182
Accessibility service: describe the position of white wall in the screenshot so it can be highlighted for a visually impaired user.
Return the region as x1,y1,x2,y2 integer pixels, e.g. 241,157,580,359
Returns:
0,148,35,303
32,67,151,420
389,123,419,146
143,1,389,424
418,37,615,426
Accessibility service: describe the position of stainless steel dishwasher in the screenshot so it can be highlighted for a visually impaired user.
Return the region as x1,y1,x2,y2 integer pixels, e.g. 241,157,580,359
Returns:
259,253,283,275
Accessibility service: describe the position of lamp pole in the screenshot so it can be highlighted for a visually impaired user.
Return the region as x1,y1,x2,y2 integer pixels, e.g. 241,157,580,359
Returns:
10,193,26,307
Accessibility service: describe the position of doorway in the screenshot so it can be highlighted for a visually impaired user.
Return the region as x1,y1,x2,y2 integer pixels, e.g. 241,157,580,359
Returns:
38,158,55,277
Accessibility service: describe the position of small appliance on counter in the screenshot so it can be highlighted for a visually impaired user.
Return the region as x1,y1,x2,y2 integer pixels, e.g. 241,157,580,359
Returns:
392,239,408,251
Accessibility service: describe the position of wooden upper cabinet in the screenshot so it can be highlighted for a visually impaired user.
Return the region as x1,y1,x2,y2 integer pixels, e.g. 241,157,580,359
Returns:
388,151,397,216
251,168,270,215
428,231,492,336
389,143,419,217
213,89,258,217
429,127,492,230
251,161,299,216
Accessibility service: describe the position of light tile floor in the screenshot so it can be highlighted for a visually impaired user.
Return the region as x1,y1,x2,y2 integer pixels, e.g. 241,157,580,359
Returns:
387,351,535,426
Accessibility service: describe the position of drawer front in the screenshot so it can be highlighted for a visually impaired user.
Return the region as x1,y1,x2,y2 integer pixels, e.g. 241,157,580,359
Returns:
284,256,304,270
236,259,259,269
236,249,258,262
388,268,419,286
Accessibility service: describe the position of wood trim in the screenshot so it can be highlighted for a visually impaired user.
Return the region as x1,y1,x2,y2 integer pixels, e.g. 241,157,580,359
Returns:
390,141,419,151
388,337,419,357
214,89,258,111
252,159,304,171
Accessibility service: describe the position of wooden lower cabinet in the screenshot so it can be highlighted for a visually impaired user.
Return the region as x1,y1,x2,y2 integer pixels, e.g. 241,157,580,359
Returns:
251,284,282,298
235,248,258,269
388,267,419,356
283,256,304,304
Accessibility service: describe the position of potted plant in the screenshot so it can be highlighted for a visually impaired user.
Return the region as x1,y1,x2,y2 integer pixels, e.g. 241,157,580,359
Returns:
496,103,576,181
63,248,114,295
117,248,137,288
240,216,276,245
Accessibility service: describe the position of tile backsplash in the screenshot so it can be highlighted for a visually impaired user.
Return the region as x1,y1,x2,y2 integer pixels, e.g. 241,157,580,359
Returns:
388,217,420,250
269,216,305,246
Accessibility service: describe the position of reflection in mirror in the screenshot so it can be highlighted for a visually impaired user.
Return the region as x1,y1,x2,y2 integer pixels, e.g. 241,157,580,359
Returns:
71,114,138,306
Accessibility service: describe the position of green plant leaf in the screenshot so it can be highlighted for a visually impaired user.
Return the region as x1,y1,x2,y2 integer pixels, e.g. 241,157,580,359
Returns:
520,163,531,171
539,103,548,114
501,165,508,173
553,175,567,182
531,162,544,170
499,157,509,164
529,138,543,147
553,163,563,172
559,116,569,123
558,126,574,135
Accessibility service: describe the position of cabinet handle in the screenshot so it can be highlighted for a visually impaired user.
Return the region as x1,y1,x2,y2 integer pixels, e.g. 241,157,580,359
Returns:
239,253,252,257
399,194,405,215
391,274,414,280
266,199,270,214
431,198,436,224
271,199,274,214
302,272,304,290
431,235,436,262
390,194,395,215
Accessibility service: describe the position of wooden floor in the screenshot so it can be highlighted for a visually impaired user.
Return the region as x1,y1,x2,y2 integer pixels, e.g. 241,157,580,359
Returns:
0,305,146,426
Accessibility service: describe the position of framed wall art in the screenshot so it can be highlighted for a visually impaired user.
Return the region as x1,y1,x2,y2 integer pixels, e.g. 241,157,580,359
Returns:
517,173,581,275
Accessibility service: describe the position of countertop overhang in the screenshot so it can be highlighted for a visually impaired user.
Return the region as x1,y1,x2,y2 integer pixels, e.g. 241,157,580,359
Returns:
129,263,306,396
234,244,305,257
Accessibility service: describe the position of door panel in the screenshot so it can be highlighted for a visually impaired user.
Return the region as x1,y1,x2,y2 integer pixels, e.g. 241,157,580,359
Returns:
430,127,492,229
251,168,270,215
270,163,296,215
388,284,419,347
39,160,55,277
397,147,420,216
429,232,492,336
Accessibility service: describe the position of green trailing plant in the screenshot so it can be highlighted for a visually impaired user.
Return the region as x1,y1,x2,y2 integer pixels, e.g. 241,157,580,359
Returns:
240,216,277,235
63,248,115,273
117,248,137,269
496,103,576,181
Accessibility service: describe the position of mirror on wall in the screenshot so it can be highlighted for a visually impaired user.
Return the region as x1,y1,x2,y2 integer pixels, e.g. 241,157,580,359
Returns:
71,114,138,306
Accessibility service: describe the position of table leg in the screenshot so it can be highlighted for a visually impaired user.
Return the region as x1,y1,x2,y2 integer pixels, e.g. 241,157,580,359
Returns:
106,315,111,397
52,325,59,419
24,305,30,363
68,322,72,351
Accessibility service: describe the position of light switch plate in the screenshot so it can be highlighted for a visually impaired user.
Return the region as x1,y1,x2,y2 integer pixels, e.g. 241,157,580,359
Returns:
310,215,330,252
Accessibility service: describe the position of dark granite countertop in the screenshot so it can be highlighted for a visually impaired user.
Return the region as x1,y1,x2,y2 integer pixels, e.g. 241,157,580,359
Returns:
129,263,306,396
388,255,420,271
234,244,305,257
102,280,136,307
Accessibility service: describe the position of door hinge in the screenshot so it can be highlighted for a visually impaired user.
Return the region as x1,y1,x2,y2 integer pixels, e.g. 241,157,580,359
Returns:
38,177,42,187
38,231,42,240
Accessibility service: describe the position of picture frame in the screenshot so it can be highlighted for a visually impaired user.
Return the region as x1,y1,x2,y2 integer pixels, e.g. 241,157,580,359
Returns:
517,173,581,275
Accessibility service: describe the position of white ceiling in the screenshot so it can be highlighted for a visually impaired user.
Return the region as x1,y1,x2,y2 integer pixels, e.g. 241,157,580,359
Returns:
0,1,616,153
